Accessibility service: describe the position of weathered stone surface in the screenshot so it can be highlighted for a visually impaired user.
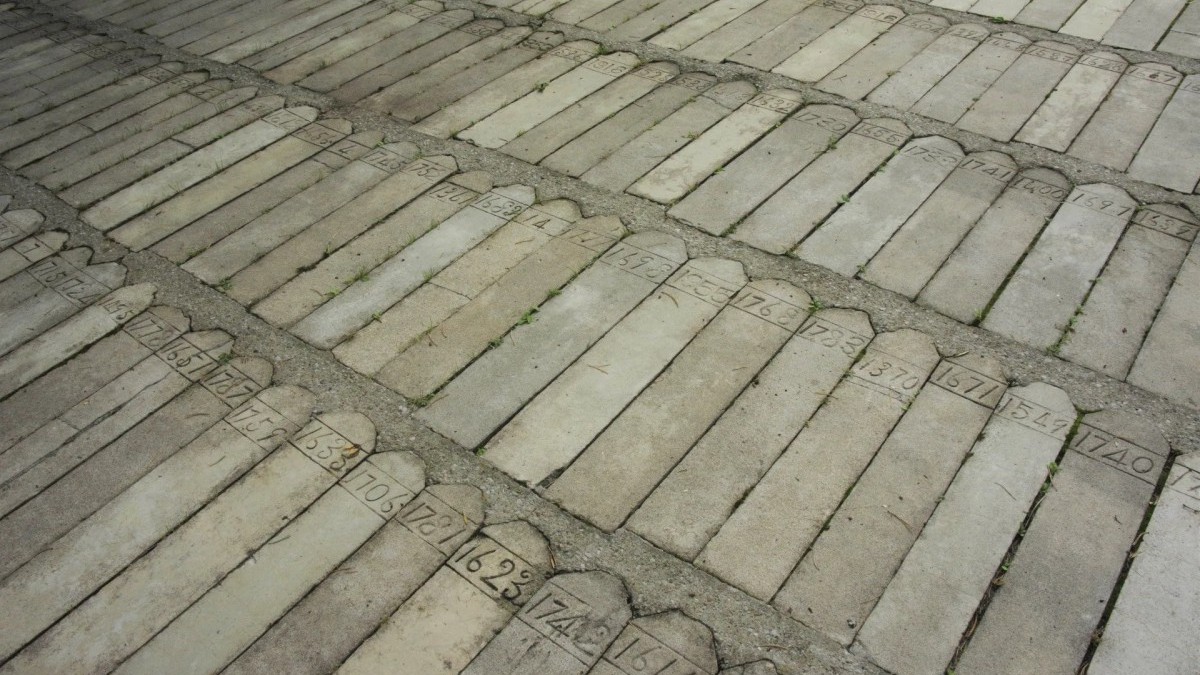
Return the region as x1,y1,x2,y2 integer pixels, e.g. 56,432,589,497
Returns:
1060,204,1195,378
697,329,939,600
958,41,1079,142
377,215,624,398
681,0,815,63
547,280,809,531
862,150,1015,298
484,258,746,485
773,354,1007,645
670,104,859,236
581,81,754,194
773,5,904,82
628,309,873,560
817,14,947,100
418,231,687,449
919,168,1070,323
855,383,1075,675
590,611,718,675
338,521,552,675
1088,452,1200,675
0,231,67,282
1101,0,1185,50
628,89,802,204
984,183,1135,350
1129,75,1200,193
413,40,599,139
296,183,535,349
222,484,484,675
956,411,1168,675
911,32,1029,124
1128,234,1200,409
1014,51,1126,152
459,51,641,149
461,571,632,674
796,135,962,276
730,0,862,71
1068,62,1180,172
731,118,910,254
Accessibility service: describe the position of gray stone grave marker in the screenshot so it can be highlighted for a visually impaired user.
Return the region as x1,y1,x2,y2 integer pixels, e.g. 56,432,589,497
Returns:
1129,74,1200,193
1127,234,1200,409
1068,62,1181,171
773,5,905,83
866,23,988,110
911,32,1029,124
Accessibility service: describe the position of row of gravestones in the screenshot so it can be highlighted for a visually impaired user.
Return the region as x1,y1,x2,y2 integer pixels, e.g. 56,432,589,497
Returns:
7,0,1200,194
0,267,769,674
0,41,1195,407
0,173,1197,675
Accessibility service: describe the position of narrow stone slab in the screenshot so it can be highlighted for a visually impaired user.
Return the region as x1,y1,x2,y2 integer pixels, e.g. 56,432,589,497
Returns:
0,246,92,314
1101,0,1185,50
1088,451,1200,674
1127,236,1200,409
338,521,552,675
1013,51,1125,154
377,215,624,398
413,39,598,139
866,23,988,109
773,354,1007,645
628,309,874,560
0,364,285,664
294,183,536,349
0,232,68,282
854,383,1075,675
115,448,426,675
818,14,947,100
461,571,633,674
628,89,802,204
241,1,393,71
0,283,154,400
720,662,778,675
225,154,458,306
670,104,859,236
731,118,910,254
222,484,484,675
970,0,1031,20
1016,0,1086,30
1129,75,1200,193
208,0,376,64
502,62,677,165
911,32,1029,124
542,72,714,178
484,258,746,486
984,183,1135,350
459,51,641,149
182,0,351,58
547,280,810,532
590,611,717,675
681,0,817,62
296,9,473,93
0,50,161,126
1060,0,1134,40
0,389,346,675
919,168,1070,323
0,345,272,577
40,82,254,196
653,0,777,52
862,150,1015,298
773,5,905,83
956,410,1168,675
264,1,443,84
81,104,314,230
1159,1,1200,57
255,171,492,330
363,25,533,115
796,135,963,276
154,129,383,264
581,81,755,194
383,29,557,123
1060,205,1196,378
0,206,44,250
182,141,420,285
417,232,687,449
1,253,127,355
0,305,185,454
332,18,505,104
958,41,1080,142
697,329,940,600
111,118,353,251
1067,62,1180,172
730,0,862,71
